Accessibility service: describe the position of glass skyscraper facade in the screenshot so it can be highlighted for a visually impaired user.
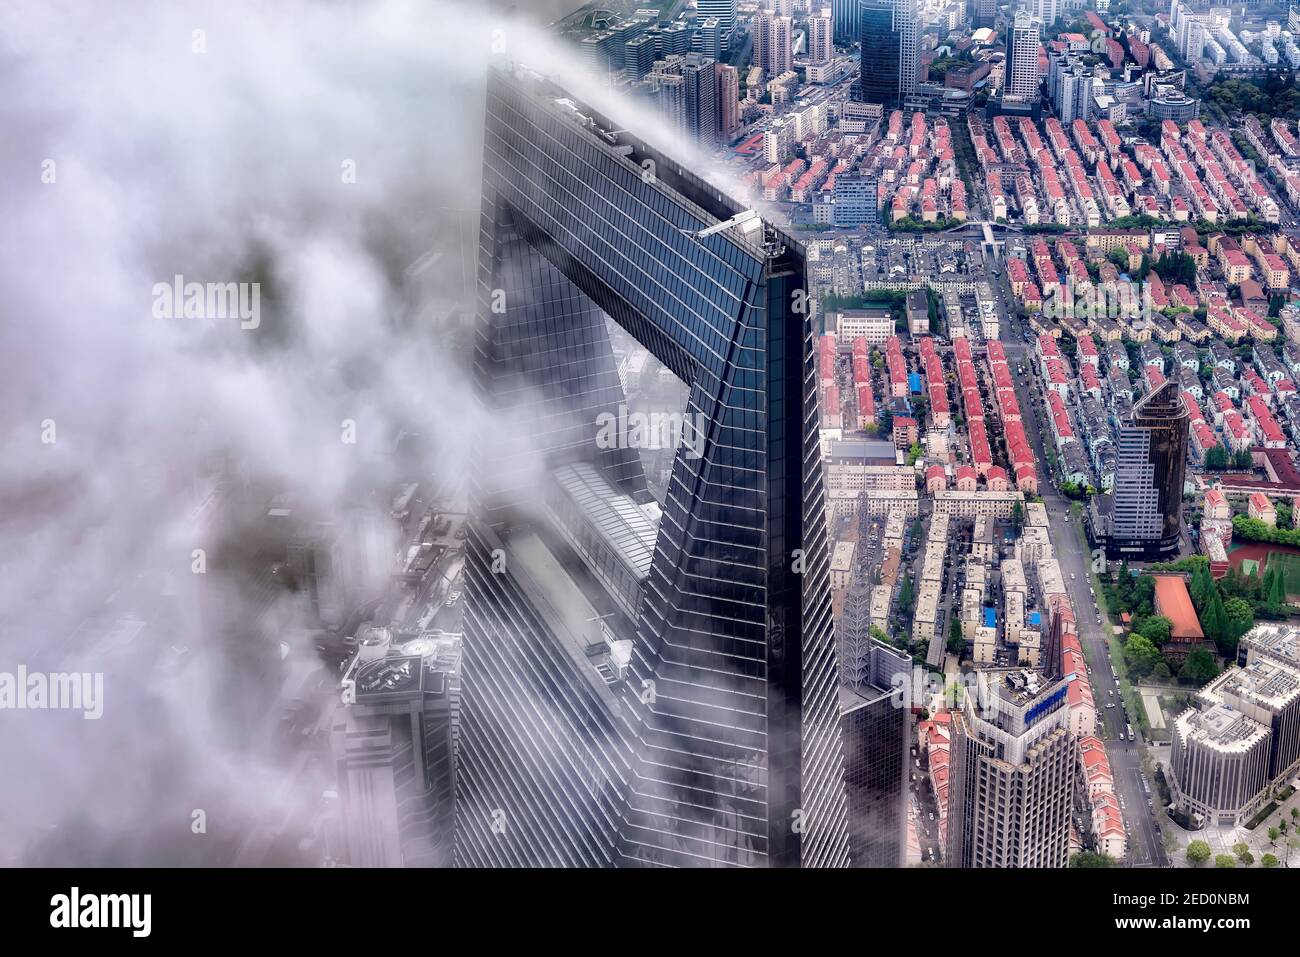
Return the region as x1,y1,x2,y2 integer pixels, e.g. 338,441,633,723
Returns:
858,0,900,108
1094,380,1189,560
839,638,909,867
456,64,850,868
858,0,917,110
833,0,860,44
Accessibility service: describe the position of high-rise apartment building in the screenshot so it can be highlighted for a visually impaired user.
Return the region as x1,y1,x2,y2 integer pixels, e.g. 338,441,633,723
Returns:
1171,1,1209,62
681,52,720,146
971,0,996,29
645,53,720,146
1031,0,1059,28
1091,380,1189,559
753,7,795,76
857,0,917,109
1047,48,1095,122
717,62,741,139
459,64,851,868
1004,12,1043,103
753,11,771,73
808,11,834,63
946,669,1076,868
833,173,880,226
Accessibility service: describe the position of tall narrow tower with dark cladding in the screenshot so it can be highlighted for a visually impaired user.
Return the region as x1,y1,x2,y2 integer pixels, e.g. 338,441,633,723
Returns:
1093,379,1189,560
455,63,849,868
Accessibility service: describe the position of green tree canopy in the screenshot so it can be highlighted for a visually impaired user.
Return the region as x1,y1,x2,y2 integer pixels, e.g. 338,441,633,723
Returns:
1140,616,1172,647
1224,597,1255,643
1190,563,1214,611
1125,634,1161,679
1070,851,1117,868
1181,647,1219,685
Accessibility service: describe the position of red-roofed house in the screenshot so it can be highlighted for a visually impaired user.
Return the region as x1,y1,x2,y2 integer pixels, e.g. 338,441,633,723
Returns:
1249,492,1277,526
1204,487,1231,521
926,464,947,493
1152,574,1208,659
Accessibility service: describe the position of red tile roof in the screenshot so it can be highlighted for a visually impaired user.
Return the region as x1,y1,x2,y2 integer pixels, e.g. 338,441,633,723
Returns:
1152,574,1205,641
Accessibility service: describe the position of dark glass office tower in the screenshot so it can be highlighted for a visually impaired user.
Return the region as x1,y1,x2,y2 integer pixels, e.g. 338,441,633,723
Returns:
839,627,909,867
858,0,912,110
833,0,860,44
456,64,850,868
1091,380,1189,560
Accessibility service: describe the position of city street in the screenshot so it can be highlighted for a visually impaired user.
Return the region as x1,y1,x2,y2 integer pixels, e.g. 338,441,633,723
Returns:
910,742,943,865
1000,292,1171,867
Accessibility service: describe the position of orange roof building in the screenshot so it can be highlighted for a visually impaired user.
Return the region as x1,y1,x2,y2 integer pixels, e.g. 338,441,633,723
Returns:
1152,574,1205,645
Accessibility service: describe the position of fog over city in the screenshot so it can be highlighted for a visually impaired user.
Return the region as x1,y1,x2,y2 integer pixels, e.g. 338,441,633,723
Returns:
0,0,714,865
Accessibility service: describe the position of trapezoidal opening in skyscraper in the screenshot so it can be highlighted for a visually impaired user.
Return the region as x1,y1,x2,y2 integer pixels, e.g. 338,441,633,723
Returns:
456,64,850,868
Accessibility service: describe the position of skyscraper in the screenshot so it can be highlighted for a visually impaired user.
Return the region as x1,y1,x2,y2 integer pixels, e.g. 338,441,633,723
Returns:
1004,12,1043,103
1047,48,1094,122
1092,379,1189,559
897,0,919,103
697,0,737,40
458,64,851,868
838,581,909,867
696,16,723,59
681,53,720,146
646,57,687,129
717,62,741,139
646,53,720,146
331,631,460,867
1031,0,1059,28
753,11,771,74
832,0,859,44
971,0,996,29
626,33,657,81
946,669,1076,868
808,11,834,64
858,0,917,109
754,12,793,77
